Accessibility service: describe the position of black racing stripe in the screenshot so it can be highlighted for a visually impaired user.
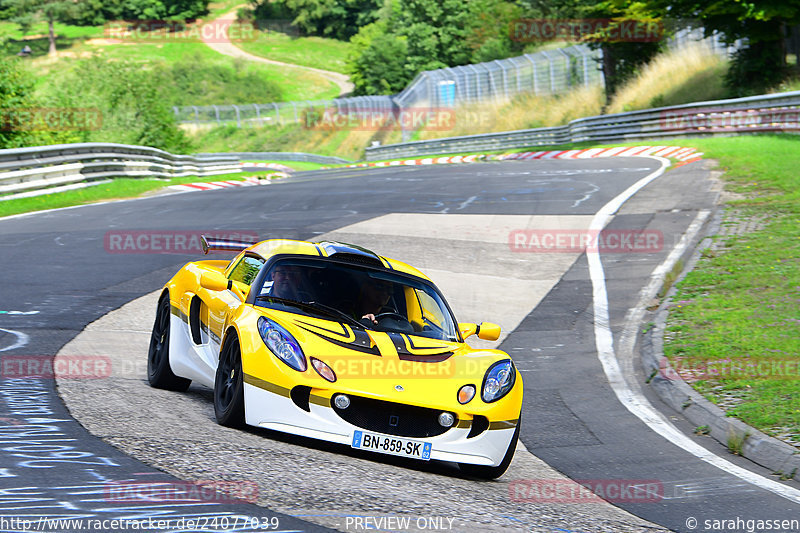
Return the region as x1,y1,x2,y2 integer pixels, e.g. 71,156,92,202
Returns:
296,319,354,341
404,334,454,351
387,333,453,362
296,324,381,356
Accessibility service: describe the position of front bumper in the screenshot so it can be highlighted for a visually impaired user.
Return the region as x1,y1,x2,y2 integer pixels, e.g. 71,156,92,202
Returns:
243,378,518,466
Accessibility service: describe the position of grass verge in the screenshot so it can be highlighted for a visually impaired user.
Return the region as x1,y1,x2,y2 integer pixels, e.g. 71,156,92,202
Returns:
0,172,267,218
661,135,800,448
237,33,351,74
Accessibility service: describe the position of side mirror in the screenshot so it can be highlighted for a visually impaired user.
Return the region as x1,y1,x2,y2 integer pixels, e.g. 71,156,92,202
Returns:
459,322,501,341
477,322,501,341
200,271,249,301
200,271,228,291
459,323,478,339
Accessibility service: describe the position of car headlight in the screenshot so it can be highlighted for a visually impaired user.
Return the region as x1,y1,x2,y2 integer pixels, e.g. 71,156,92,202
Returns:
258,316,306,372
481,360,515,402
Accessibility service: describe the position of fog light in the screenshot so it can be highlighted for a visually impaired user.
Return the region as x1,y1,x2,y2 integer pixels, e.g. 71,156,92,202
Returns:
438,412,455,428
334,394,350,409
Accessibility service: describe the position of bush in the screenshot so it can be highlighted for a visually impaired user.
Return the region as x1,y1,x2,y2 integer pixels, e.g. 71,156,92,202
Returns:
45,57,191,152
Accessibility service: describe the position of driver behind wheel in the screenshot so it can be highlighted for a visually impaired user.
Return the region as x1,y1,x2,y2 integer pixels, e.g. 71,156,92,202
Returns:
357,278,395,326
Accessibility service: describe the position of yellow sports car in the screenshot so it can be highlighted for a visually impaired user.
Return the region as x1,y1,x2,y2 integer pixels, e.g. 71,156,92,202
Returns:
148,237,522,478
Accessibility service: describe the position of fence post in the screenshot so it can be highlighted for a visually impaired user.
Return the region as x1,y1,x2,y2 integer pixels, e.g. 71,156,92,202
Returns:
213,105,220,125
254,104,261,127
233,105,240,128
495,60,508,102
524,54,538,94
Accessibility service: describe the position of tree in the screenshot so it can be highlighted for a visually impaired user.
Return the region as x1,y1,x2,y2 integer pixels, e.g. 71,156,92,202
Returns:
464,0,523,62
348,21,408,94
576,1,664,104
0,55,35,148
348,0,485,94
46,57,191,152
250,0,381,40
1,0,81,55
645,0,800,95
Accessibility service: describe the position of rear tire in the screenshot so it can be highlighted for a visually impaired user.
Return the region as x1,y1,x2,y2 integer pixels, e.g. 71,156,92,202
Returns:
459,413,521,480
147,294,191,392
214,331,245,427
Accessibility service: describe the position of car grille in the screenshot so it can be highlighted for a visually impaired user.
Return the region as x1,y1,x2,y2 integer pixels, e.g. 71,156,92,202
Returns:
332,394,455,438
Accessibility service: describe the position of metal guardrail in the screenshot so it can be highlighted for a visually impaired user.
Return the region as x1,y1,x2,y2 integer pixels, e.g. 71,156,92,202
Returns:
364,91,800,160
195,152,352,165
0,143,241,197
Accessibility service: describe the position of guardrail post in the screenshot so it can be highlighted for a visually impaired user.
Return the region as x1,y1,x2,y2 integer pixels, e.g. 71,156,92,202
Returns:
233,105,241,128
213,105,220,125
273,103,280,124
192,106,199,127
254,104,261,127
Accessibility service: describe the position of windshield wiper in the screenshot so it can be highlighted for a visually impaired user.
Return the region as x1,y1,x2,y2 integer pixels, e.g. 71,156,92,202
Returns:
255,295,365,330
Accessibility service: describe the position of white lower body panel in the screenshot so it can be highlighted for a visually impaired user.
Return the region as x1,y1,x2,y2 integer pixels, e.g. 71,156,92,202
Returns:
243,382,515,466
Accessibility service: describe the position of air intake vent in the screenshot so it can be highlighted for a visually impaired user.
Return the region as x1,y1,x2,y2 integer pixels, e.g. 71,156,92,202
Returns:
318,241,385,268
331,253,384,268
467,415,489,439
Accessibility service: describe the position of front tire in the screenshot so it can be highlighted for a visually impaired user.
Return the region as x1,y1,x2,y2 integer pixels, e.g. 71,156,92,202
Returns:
459,414,521,480
148,293,191,392
214,331,245,427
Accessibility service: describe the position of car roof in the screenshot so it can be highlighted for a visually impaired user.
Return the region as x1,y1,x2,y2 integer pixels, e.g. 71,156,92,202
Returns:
247,239,432,281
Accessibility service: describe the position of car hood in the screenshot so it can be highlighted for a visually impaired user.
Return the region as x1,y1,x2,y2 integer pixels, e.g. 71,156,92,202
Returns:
255,309,509,394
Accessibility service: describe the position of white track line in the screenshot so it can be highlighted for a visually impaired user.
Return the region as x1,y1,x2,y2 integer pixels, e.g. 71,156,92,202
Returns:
0,327,29,352
587,156,800,504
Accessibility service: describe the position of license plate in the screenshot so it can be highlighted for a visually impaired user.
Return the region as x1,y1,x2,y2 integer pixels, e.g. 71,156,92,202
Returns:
351,430,432,461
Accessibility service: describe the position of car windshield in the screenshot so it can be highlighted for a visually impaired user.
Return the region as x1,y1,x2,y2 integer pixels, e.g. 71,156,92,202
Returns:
255,257,460,342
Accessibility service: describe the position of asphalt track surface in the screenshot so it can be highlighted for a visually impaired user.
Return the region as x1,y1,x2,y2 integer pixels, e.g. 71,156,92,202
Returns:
1,158,799,532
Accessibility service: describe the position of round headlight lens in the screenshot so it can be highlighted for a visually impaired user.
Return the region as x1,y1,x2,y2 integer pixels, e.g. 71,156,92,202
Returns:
481,360,515,403
258,316,306,372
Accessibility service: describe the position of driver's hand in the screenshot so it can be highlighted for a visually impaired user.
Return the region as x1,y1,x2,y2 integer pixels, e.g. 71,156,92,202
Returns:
362,313,378,325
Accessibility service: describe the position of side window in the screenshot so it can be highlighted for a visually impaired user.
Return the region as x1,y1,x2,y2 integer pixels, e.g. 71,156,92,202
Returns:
228,255,264,285
415,289,444,328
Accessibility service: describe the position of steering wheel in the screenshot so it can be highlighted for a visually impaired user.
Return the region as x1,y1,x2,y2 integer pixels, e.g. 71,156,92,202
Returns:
373,312,407,322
